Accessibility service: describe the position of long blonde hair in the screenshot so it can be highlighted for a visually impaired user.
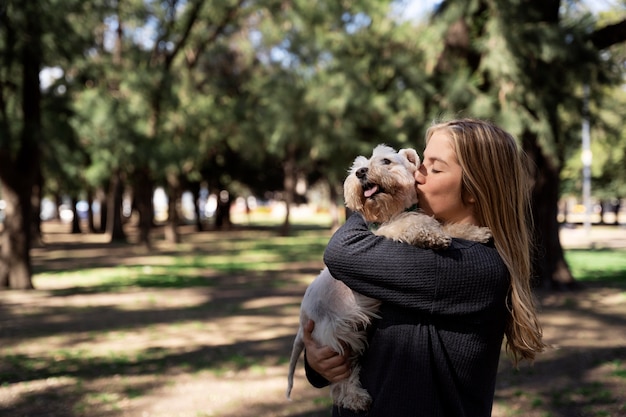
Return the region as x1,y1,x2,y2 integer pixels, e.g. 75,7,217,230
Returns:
426,118,546,364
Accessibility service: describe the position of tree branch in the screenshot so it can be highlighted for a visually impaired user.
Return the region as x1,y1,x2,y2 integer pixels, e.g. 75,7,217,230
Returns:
590,18,626,50
186,0,247,69
163,0,205,70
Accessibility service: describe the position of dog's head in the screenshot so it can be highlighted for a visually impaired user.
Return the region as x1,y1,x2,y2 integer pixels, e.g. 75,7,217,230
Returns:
344,144,420,224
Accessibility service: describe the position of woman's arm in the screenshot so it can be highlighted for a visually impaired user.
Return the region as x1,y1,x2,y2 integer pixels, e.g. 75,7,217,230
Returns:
323,213,509,315
323,213,439,309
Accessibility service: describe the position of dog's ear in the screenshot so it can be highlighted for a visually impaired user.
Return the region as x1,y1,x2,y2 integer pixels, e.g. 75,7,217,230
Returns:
399,148,420,167
349,155,368,173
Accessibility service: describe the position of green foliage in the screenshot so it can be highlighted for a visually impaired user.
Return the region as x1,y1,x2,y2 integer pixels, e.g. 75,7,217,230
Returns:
561,81,626,198
2,0,625,224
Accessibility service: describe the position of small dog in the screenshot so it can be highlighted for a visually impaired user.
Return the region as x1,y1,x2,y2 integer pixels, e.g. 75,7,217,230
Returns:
286,145,491,411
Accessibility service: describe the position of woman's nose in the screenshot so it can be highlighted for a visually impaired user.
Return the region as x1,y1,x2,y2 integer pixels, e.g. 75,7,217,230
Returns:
415,166,426,184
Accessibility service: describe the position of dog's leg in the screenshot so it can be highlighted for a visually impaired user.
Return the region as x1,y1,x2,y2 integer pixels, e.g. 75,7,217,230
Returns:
330,361,372,412
443,223,492,243
376,211,451,249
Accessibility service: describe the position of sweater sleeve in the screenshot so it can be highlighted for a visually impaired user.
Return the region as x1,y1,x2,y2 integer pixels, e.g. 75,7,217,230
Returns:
323,213,510,318
304,352,330,389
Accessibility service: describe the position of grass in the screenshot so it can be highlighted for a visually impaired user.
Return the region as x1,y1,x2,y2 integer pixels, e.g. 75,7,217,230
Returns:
611,360,626,379
32,244,626,301
565,248,626,285
566,248,626,274
33,228,330,293
3,220,626,417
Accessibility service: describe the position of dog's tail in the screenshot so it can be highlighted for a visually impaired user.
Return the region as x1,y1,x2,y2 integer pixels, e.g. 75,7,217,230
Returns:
286,327,305,400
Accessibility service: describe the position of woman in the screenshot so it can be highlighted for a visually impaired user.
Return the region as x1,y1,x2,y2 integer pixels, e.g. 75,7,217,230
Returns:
303,118,546,416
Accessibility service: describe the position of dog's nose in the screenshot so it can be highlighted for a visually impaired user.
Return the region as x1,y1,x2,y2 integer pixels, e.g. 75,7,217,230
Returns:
356,167,368,179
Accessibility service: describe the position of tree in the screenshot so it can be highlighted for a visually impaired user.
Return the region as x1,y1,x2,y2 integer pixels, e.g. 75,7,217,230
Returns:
1,0,624,290
0,0,42,289
561,9,626,221
425,0,626,288
248,0,437,233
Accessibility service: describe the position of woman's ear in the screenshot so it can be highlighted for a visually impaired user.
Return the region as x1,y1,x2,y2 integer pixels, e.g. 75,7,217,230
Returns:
463,189,476,204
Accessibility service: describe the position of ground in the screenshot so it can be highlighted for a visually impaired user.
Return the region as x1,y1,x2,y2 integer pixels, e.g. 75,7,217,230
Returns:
0,222,625,417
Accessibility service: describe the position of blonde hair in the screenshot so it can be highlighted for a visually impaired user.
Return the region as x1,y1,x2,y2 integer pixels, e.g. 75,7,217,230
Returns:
426,118,546,364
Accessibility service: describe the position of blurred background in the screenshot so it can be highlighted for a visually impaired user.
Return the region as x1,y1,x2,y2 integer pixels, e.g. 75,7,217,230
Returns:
1,0,626,290
1,2,626,415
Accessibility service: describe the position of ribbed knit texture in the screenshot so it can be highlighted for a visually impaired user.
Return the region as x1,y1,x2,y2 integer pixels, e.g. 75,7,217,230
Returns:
308,213,510,417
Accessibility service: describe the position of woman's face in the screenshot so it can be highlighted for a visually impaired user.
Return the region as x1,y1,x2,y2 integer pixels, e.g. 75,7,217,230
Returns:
415,131,478,225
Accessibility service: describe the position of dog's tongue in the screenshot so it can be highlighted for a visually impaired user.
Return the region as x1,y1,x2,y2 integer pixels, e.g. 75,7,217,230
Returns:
364,185,379,198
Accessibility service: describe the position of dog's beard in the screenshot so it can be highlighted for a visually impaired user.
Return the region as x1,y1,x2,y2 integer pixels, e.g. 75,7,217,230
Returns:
360,191,411,223
343,169,418,224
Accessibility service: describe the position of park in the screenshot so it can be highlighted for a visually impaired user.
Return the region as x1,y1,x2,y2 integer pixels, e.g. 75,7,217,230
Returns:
2,1,626,416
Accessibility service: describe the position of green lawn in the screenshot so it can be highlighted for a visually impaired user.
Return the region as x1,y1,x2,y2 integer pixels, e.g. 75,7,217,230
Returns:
565,248,626,284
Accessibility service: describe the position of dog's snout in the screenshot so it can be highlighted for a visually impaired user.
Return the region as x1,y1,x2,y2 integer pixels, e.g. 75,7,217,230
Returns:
356,167,368,179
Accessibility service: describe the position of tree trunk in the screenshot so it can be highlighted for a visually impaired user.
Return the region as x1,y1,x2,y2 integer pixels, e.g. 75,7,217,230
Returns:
522,130,576,290
0,2,41,289
30,169,43,247
134,168,154,247
0,181,34,289
86,189,98,233
280,146,296,236
107,170,126,242
98,187,108,233
328,180,341,231
164,173,181,244
214,191,232,230
70,196,81,234
190,182,203,232
54,195,63,220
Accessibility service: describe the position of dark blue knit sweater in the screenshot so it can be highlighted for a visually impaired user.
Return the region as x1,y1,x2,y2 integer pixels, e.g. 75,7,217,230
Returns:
306,213,510,417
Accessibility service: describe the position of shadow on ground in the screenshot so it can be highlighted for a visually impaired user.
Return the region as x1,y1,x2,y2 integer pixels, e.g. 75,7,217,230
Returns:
1,222,625,417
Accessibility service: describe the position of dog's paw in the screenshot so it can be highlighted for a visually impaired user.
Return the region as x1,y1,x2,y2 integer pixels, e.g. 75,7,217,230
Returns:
375,211,452,249
336,386,372,412
423,233,452,249
404,228,451,250
443,223,492,243
331,365,372,412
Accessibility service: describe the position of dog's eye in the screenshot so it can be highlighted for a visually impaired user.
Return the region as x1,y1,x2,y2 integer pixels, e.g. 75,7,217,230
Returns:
382,158,392,165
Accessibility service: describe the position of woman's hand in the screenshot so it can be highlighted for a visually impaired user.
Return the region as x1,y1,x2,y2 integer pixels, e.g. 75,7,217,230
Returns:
303,319,352,383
